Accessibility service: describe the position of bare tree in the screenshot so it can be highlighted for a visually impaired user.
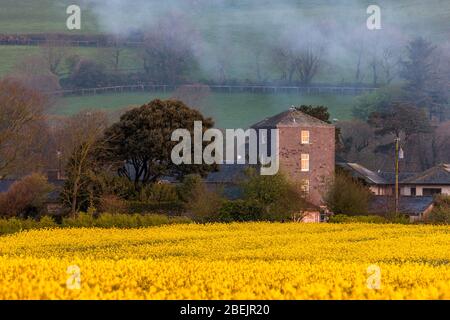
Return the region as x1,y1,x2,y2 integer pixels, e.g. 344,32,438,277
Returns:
295,43,324,86
380,47,399,84
271,46,296,83
58,110,109,215
0,80,47,179
140,14,198,84
354,43,366,84
98,37,125,72
40,38,69,77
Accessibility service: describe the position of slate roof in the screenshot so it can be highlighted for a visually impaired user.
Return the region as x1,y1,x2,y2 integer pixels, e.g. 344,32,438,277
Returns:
378,172,418,184
252,108,334,129
337,162,388,185
205,164,249,184
369,196,434,216
402,164,450,185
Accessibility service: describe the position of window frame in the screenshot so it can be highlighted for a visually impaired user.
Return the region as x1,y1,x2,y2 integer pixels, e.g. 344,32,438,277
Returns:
301,153,310,172
301,130,310,145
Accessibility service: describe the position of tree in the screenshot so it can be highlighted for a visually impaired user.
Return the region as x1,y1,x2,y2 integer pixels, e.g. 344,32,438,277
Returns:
400,37,449,119
325,171,372,216
177,174,223,221
295,105,331,122
271,46,296,84
40,38,69,77
97,36,125,72
69,59,107,88
295,43,324,86
140,15,198,84
98,99,216,187
0,80,48,179
368,102,434,171
0,173,53,218
352,86,405,121
60,111,109,215
368,102,432,141
241,168,309,221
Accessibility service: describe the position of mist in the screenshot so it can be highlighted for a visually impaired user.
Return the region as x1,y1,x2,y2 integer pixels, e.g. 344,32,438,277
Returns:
79,0,450,83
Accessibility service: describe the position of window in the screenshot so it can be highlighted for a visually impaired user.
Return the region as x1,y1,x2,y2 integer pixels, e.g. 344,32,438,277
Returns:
301,179,310,194
301,130,310,144
301,154,310,172
411,187,416,196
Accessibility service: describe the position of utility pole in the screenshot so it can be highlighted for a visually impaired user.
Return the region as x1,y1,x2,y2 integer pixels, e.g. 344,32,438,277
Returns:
395,138,399,215
394,137,404,215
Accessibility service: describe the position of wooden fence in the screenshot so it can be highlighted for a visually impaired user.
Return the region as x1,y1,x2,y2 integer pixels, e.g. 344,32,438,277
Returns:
51,84,378,97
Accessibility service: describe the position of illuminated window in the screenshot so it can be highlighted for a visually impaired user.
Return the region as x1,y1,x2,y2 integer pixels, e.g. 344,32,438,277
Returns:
301,154,310,172
301,130,310,144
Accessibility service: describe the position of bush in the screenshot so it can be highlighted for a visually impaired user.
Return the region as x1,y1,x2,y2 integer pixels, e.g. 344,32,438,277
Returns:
138,183,179,203
69,59,108,88
0,173,54,218
329,214,387,224
98,195,128,214
218,200,263,222
241,168,309,221
126,200,183,214
0,213,191,236
61,213,191,229
178,175,224,222
325,171,372,216
0,216,57,236
426,195,450,224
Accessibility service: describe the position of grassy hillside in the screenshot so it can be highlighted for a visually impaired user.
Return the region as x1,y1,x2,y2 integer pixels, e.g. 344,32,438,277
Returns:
54,92,356,128
0,1,449,82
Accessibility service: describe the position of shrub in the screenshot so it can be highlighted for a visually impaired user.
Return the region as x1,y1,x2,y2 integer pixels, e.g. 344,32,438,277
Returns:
0,173,54,218
426,196,450,224
138,183,179,203
0,216,57,236
178,175,224,222
329,214,387,224
61,213,190,229
218,200,263,222
241,168,308,221
325,171,372,216
126,200,183,215
69,59,107,88
98,195,127,214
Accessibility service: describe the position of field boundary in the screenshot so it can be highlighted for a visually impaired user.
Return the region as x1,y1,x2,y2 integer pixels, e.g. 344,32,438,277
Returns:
51,84,378,97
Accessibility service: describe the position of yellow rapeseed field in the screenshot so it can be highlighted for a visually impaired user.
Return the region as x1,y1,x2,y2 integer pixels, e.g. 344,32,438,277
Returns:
0,223,449,300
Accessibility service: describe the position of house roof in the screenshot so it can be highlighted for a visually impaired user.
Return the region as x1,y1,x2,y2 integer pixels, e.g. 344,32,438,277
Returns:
378,172,418,184
205,164,249,184
369,196,434,216
402,164,450,185
251,108,334,129
337,162,388,185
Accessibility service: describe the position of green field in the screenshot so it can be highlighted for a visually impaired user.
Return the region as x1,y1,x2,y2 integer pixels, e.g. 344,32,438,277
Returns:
0,1,449,82
53,92,356,128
